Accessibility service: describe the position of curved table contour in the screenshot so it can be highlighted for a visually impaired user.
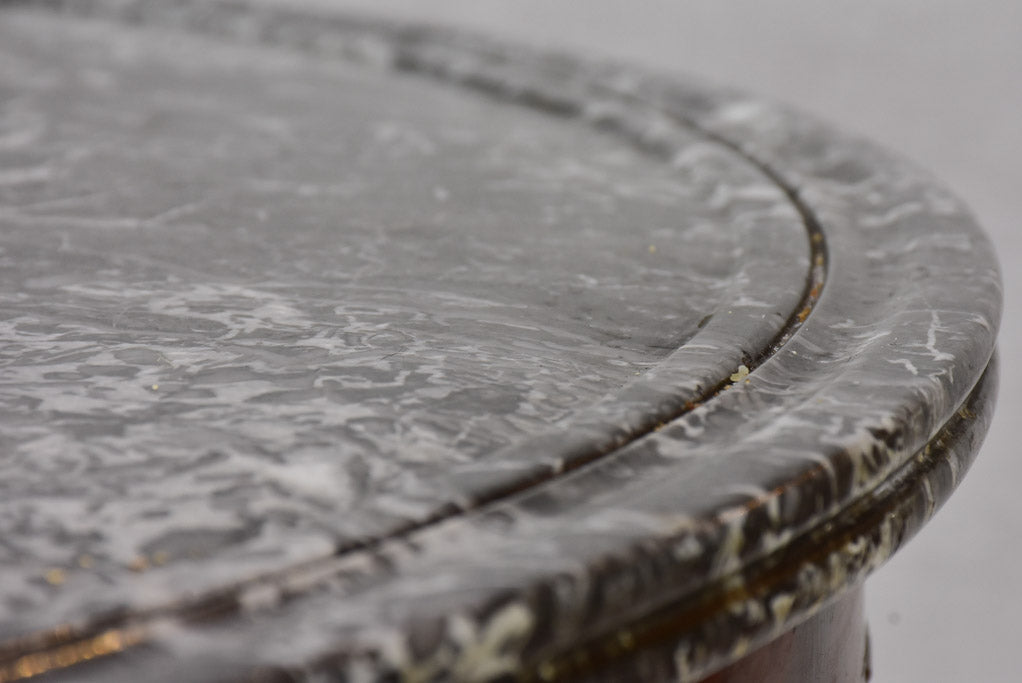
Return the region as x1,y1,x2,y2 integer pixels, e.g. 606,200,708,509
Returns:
0,2,1001,682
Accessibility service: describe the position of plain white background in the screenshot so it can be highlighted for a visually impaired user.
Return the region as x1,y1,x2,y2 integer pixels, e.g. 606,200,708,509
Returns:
323,2,1021,679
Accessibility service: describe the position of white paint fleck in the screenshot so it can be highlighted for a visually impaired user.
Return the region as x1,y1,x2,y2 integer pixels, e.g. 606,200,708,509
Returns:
887,358,918,375
926,311,955,362
770,593,795,624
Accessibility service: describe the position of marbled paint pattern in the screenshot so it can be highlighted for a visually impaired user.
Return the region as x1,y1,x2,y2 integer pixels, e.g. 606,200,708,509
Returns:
0,1,1001,682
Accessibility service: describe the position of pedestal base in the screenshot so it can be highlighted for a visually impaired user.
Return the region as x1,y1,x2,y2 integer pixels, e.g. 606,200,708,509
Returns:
702,588,869,683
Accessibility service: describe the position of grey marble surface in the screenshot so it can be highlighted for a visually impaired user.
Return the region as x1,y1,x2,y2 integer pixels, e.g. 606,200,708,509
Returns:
0,2,1006,681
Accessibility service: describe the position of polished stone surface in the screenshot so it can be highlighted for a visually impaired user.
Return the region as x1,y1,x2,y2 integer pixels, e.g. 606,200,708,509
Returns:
0,2,1001,682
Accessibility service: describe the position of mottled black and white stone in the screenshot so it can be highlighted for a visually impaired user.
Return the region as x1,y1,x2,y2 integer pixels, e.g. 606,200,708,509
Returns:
0,2,1001,682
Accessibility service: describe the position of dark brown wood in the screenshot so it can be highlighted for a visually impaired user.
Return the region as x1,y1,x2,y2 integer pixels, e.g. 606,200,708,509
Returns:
701,588,869,683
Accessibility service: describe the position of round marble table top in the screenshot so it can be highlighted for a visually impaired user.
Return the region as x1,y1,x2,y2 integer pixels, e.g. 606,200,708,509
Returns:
0,2,1001,682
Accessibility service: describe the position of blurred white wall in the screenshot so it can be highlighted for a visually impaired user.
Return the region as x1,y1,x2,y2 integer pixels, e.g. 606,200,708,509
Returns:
324,2,1022,679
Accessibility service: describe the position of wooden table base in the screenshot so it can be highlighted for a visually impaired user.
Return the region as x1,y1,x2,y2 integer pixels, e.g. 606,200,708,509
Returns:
702,588,869,682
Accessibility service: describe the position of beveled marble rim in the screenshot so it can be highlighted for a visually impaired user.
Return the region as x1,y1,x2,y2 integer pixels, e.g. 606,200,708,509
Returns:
0,2,1002,681
524,356,997,681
